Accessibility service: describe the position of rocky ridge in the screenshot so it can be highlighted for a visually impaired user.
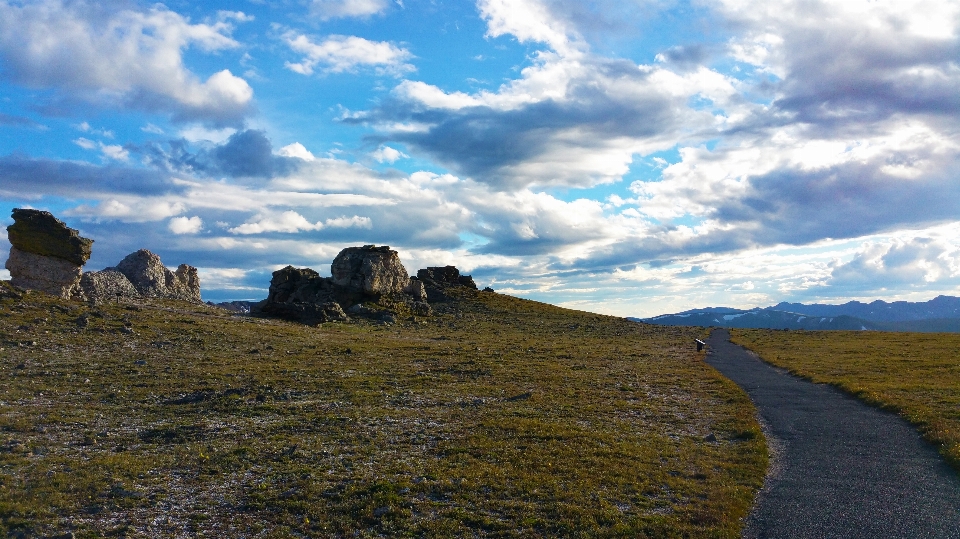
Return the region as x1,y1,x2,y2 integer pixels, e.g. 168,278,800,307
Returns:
254,246,481,325
4,209,202,304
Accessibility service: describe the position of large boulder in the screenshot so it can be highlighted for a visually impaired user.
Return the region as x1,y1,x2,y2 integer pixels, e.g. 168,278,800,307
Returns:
256,266,352,324
331,245,409,296
111,249,202,303
6,208,93,265
4,209,93,298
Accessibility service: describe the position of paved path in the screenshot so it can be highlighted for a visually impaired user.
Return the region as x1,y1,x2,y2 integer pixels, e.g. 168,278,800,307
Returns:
705,329,960,538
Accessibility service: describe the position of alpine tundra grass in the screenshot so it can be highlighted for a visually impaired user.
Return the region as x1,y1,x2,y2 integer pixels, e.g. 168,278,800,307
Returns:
0,281,765,537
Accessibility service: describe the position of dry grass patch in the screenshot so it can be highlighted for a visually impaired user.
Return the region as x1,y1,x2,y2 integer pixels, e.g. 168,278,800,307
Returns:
0,282,765,537
731,328,960,474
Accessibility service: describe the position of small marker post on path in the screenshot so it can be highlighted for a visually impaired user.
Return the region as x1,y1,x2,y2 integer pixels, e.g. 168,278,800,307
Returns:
696,339,705,352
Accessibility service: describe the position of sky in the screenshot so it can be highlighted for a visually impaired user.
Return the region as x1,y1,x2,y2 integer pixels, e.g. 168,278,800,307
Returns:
1,0,959,317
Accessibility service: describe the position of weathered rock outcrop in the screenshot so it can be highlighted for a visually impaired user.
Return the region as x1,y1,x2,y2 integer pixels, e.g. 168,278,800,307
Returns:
82,250,202,304
5,209,93,298
3,209,201,303
417,266,478,290
331,245,409,295
415,266,478,302
109,249,201,303
255,245,428,324
403,278,427,302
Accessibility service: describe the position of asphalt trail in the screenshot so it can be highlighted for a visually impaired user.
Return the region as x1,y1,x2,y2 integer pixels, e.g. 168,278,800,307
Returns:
705,329,960,539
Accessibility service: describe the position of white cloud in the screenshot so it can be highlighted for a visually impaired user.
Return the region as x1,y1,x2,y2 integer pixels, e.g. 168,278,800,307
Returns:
309,0,390,20
228,211,373,234
99,144,129,162
371,145,407,163
169,215,203,234
73,137,96,150
75,121,113,138
179,126,237,144
477,0,582,55
283,32,414,76
0,0,253,125
74,137,129,161
65,198,185,222
278,142,316,161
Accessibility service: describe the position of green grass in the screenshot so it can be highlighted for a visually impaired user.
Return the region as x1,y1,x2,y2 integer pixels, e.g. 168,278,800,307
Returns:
731,328,960,474
0,281,766,537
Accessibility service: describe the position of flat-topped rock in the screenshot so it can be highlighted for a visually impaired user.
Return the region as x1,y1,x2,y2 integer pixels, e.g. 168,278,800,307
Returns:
6,208,93,266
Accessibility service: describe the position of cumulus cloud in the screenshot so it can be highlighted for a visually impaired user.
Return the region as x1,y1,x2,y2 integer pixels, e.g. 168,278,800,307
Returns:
478,0,582,54
137,130,302,179
827,234,960,292
0,0,253,126
278,143,316,161
355,56,739,190
719,0,960,125
283,32,414,76
169,215,203,234
309,0,390,20
371,145,407,163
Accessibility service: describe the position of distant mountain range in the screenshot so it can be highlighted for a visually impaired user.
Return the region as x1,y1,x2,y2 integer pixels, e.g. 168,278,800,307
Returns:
634,295,960,332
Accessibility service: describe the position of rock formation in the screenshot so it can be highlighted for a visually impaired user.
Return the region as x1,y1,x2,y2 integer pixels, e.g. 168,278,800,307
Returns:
3,209,201,304
256,245,430,324
403,278,427,302
112,249,201,302
79,269,139,301
331,245,409,295
415,265,478,302
4,209,93,298
81,249,201,303
417,266,478,290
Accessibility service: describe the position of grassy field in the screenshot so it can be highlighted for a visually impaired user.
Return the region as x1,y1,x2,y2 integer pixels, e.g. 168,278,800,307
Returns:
0,281,766,537
731,329,960,474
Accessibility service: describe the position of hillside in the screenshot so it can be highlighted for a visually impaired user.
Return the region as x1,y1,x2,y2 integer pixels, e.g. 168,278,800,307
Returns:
0,281,765,537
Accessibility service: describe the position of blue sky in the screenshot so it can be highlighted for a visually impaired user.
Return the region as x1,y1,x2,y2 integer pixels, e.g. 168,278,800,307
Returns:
1,0,959,317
